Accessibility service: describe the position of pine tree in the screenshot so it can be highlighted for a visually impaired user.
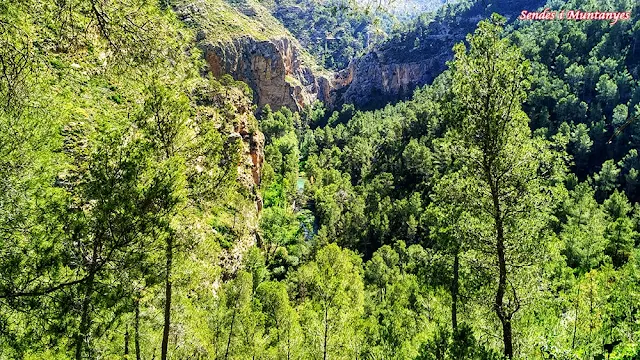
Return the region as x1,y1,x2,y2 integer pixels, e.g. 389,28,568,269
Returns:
448,14,565,358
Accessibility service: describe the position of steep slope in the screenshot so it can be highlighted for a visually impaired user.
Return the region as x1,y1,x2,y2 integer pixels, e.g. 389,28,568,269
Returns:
175,0,335,111
173,0,550,112
0,0,269,357
266,0,376,71
335,0,548,109
511,0,640,202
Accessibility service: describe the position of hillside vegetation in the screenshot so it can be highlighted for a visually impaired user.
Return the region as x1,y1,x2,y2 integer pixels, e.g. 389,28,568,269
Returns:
2,0,640,359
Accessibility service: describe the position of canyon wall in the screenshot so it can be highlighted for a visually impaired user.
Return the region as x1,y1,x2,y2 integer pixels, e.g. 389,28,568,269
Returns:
201,36,335,111
190,0,548,112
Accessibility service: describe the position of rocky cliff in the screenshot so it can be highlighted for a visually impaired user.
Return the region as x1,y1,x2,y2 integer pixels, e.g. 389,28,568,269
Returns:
180,0,547,112
223,111,264,275
201,36,335,112
336,49,447,109
175,0,338,112
230,103,265,211
210,82,265,275
334,0,548,109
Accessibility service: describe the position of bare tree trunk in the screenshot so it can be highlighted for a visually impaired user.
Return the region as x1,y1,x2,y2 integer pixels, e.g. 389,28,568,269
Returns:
490,177,513,359
323,303,329,360
75,271,96,360
125,325,130,357
572,285,580,349
161,235,173,360
500,315,513,359
75,242,99,360
135,297,141,360
495,214,513,358
451,251,459,332
225,295,240,360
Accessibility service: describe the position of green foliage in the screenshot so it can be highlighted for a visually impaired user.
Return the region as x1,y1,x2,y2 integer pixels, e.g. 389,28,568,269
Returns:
447,15,568,357
415,324,504,360
603,191,637,267
0,0,253,357
260,206,307,276
560,182,608,272
5,0,640,359
265,0,382,70
293,243,365,359
256,281,300,358
512,0,640,202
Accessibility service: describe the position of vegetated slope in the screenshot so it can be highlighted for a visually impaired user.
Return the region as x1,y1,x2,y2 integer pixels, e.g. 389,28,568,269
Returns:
4,0,640,358
262,0,378,70
178,0,530,113
334,0,547,109
321,0,640,202
175,0,337,111
0,0,265,357
289,4,640,358
302,0,640,255
257,1,640,357
512,0,640,202
389,0,457,21
262,0,456,71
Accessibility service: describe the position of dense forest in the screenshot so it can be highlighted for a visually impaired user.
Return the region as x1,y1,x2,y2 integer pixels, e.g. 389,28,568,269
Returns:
2,0,640,359
261,0,376,70
259,0,454,70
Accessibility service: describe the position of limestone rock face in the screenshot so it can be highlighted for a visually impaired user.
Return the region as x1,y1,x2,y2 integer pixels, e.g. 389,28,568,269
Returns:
198,26,452,111
202,36,333,111
232,111,264,204
338,50,446,109
331,0,548,109
215,84,264,211
196,0,547,112
218,93,265,275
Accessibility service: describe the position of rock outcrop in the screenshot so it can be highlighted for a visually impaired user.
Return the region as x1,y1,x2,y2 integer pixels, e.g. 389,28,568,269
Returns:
198,29,447,111
231,109,265,211
216,83,265,206
202,36,334,112
190,0,548,112
336,49,447,109
217,87,265,275
333,0,548,109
